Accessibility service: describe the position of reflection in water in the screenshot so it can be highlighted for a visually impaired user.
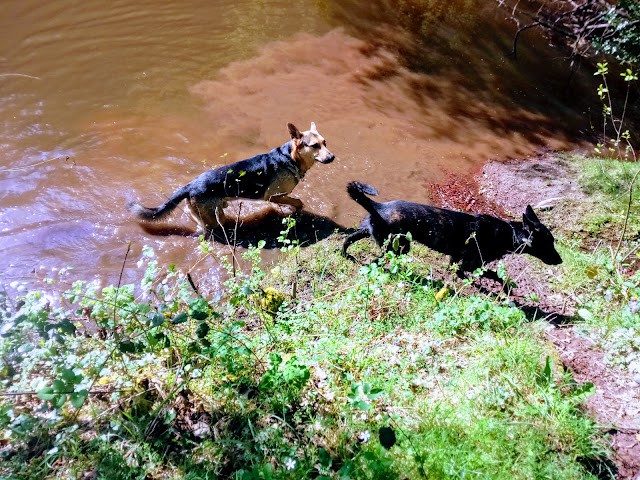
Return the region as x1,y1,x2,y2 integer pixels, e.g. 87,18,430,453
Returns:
0,0,596,292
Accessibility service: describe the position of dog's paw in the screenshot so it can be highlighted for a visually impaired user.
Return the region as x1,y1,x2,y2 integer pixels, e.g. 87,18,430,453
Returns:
290,199,304,210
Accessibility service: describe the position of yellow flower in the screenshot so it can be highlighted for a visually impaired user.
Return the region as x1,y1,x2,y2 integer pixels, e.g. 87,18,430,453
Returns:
435,286,450,302
258,287,285,315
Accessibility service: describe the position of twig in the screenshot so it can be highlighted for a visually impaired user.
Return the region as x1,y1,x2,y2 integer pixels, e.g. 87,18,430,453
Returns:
97,389,152,418
388,418,428,479
216,203,241,277
619,242,640,265
510,22,540,59
0,73,41,80
232,202,243,277
187,272,200,296
269,414,302,442
0,156,74,173
0,389,131,397
113,242,132,326
293,280,366,309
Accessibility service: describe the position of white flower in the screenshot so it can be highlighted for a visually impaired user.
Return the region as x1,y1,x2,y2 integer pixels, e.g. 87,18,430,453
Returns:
358,430,371,443
314,367,327,380
285,458,296,470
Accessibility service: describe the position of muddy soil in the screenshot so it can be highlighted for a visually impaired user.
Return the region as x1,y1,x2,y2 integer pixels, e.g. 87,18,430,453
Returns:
429,153,640,479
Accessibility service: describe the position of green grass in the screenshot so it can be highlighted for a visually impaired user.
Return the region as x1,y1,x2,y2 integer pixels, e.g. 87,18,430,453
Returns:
575,155,640,239
551,234,640,372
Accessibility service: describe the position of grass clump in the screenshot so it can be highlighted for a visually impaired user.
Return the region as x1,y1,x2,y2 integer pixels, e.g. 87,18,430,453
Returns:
577,157,640,239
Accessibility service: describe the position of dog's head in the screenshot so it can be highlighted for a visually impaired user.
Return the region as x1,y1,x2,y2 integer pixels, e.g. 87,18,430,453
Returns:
288,122,335,170
522,205,562,265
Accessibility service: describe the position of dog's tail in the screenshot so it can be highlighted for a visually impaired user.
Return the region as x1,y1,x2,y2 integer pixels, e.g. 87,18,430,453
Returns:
347,181,380,213
127,185,190,222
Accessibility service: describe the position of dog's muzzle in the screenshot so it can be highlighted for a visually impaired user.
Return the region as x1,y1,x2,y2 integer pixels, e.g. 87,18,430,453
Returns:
319,153,335,164
542,250,563,265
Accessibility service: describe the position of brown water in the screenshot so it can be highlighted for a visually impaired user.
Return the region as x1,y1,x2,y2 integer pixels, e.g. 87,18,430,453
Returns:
0,0,596,293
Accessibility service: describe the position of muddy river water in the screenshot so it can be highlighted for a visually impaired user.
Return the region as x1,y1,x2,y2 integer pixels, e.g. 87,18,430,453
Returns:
0,0,597,292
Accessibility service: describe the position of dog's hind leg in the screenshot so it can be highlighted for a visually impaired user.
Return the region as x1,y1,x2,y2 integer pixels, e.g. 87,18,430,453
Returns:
268,194,304,210
186,199,206,233
188,198,225,233
213,205,227,228
342,228,371,261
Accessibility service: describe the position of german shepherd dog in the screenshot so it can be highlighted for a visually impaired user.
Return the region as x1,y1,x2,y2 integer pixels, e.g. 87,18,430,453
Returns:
128,122,334,232
343,181,562,278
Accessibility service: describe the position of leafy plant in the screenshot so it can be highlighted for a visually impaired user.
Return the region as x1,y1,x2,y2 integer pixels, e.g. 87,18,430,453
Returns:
346,381,384,412
593,61,638,261
37,368,87,409
433,295,526,335
259,353,311,409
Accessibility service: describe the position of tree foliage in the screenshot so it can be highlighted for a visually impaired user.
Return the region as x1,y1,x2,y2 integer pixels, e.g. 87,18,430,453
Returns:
593,0,640,65
501,0,640,65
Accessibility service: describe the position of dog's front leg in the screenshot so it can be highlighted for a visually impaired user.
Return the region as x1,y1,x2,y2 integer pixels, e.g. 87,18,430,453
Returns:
479,269,501,282
480,269,516,294
268,194,304,210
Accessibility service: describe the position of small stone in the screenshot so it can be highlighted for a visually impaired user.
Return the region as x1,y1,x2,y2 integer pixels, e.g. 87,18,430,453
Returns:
192,422,211,438
633,375,640,386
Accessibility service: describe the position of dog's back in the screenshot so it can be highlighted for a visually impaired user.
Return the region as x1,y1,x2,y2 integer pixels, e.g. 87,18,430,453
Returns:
186,147,298,200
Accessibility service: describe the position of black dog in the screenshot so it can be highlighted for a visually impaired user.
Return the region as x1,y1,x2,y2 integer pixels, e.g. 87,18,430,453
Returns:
343,181,562,278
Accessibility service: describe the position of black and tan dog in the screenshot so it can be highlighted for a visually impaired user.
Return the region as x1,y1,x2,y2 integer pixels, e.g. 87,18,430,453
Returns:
128,122,334,232
343,181,562,278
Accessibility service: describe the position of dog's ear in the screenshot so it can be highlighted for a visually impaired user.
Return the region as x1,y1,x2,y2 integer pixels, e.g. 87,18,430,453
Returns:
522,205,541,232
310,122,318,133
522,212,532,232
523,205,541,225
287,123,303,140
525,205,540,222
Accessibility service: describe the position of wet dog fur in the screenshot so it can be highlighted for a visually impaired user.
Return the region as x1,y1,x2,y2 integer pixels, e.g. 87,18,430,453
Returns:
343,181,562,279
128,122,334,232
